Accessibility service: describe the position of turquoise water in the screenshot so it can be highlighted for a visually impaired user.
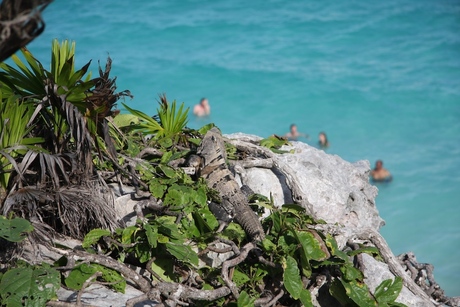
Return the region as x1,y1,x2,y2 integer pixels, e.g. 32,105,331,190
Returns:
25,0,459,296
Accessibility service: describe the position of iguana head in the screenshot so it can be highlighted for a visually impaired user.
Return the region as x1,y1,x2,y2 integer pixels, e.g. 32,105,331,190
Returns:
197,127,228,165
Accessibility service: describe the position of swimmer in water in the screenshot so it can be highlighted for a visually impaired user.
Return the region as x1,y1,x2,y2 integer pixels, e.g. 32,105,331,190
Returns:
285,124,309,141
193,97,210,117
370,160,392,182
318,131,329,148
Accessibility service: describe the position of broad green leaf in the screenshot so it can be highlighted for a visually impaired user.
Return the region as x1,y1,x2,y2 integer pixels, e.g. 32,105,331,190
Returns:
194,187,208,206
325,234,349,261
375,277,403,304
192,206,218,235
0,216,34,242
283,256,303,299
149,258,174,282
197,123,215,135
112,113,139,127
164,184,194,208
237,290,256,307
0,265,60,307
165,242,199,266
299,289,313,307
329,278,355,306
340,264,364,282
160,151,173,164
82,229,111,248
135,243,152,263
156,216,183,240
65,263,96,290
339,278,375,306
347,246,380,257
261,237,277,253
158,164,177,178
65,263,126,293
144,224,158,248
222,223,246,243
157,234,169,243
232,269,250,287
122,226,138,244
295,230,328,262
149,179,167,199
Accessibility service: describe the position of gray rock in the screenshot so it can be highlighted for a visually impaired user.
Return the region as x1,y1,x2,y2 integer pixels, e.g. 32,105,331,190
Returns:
56,284,157,307
225,134,384,232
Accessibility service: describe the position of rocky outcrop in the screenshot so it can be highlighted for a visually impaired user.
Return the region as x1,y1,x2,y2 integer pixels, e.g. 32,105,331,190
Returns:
13,132,451,306
225,133,437,306
226,133,384,232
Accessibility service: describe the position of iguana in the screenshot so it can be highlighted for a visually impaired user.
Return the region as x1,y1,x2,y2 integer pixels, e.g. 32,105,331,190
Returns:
193,127,265,242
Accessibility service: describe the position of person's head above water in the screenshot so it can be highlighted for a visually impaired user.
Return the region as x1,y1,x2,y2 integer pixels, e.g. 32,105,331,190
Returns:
200,98,209,107
318,131,329,147
374,160,383,170
193,97,210,116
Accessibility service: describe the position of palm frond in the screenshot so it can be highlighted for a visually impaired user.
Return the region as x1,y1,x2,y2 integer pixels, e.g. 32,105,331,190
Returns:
3,180,120,240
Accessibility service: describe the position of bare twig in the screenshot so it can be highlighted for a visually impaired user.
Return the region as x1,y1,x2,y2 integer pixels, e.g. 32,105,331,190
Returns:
77,272,102,306
72,250,152,293
221,242,255,298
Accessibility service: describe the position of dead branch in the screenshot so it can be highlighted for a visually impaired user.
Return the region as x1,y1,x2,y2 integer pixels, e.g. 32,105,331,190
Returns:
77,272,102,306
72,250,152,293
229,158,274,169
221,242,256,298
136,148,164,159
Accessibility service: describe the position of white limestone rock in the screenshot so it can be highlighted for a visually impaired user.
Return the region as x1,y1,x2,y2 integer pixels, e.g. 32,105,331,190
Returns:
225,133,384,232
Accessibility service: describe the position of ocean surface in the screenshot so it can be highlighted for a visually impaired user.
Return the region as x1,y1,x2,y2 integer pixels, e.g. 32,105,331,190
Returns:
23,0,459,296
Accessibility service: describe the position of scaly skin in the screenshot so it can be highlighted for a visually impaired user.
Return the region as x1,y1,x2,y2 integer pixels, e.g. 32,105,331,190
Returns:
196,127,265,242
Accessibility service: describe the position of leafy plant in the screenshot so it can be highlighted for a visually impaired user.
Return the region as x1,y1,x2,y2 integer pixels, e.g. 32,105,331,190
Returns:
0,263,60,307
259,135,291,153
122,95,189,146
0,215,34,242
0,93,43,191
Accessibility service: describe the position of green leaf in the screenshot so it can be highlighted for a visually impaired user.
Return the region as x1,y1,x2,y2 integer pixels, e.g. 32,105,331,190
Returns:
222,223,246,243
156,216,183,240
294,230,328,262
339,278,376,306
329,278,356,306
65,263,96,290
299,289,313,307
158,164,177,178
375,277,403,304
340,264,364,282
165,242,199,266
232,269,251,287
82,229,111,248
283,256,303,299
237,290,256,307
144,223,158,248
0,264,60,307
121,226,138,244
347,246,380,257
65,263,126,293
0,215,34,242
149,179,167,199
325,234,349,261
194,187,208,206
149,258,174,282
261,237,277,253
112,113,139,127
